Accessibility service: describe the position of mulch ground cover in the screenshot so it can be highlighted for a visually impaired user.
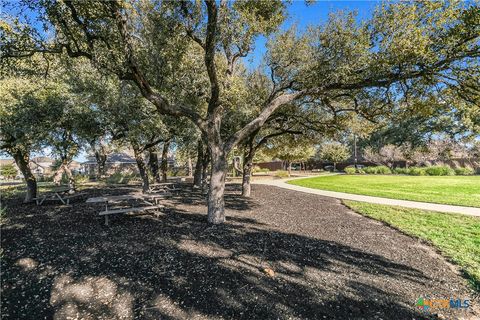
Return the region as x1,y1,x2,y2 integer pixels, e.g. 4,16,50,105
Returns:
1,184,478,319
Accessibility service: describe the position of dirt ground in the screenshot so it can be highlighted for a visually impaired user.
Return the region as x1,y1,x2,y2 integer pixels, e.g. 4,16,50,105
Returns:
1,184,478,319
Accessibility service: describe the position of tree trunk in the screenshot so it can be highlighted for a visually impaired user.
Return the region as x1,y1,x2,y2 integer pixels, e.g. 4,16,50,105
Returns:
242,146,255,197
148,149,161,183
13,150,37,203
193,142,204,188
53,165,64,186
333,162,337,171
187,157,193,177
133,149,149,193
95,150,107,179
63,164,76,192
201,149,210,194
161,140,170,182
54,160,76,191
207,149,227,224
288,162,292,177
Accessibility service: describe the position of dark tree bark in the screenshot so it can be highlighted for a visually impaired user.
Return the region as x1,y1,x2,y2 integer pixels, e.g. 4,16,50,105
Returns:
94,150,107,179
160,140,170,182
241,148,254,197
193,142,204,188
207,148,227,224
133,148,149,193
201,148,210,194
148,149,161,183
12,150,37,203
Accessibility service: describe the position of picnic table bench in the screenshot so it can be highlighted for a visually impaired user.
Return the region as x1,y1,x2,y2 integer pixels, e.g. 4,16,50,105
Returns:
33,187,86,205
148,182,181,193
86,193,167,226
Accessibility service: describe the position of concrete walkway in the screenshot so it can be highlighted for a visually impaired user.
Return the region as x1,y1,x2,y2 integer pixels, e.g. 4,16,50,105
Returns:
253,177,480,217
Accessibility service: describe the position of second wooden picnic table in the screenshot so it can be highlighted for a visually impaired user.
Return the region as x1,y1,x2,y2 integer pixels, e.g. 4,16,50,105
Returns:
86,193,168,226
33,187,86,205
147,182,180,193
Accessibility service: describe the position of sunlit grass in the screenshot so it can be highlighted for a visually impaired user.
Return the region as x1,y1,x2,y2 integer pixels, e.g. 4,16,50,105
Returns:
289,175,480,207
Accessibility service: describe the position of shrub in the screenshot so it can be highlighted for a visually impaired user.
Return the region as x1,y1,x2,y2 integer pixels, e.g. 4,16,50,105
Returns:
408,167,426,176
364,166,392,174
167,168,187,177
74,175,90,184
363,166,376,174
454,167,475,176
376,166,392,174
253,167,270,173
106,173,123,184
344,167,356,175
393,167,408,175
274,170,289,178
0,164,18,179
425,165,455,176
106,172,138,184
37,175,54,182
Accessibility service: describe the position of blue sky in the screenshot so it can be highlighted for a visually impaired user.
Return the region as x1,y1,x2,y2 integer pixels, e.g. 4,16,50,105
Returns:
1,1,381,162
247,0,379,69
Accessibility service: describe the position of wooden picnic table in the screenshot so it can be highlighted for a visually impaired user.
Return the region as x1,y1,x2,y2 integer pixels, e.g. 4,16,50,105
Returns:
86,193,167,226
33,187,86,205
148,182,180,193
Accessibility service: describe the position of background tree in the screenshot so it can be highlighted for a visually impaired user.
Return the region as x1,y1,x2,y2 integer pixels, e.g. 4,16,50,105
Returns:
265,137,316,175
0,164,18,180
105,83,170,192
2,0,479,223
319,142,350,171
0,74,63,201
363,145,406,169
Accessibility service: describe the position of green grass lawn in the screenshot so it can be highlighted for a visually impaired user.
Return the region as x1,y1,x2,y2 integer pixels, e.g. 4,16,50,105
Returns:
288,175,480,207
345,201,480,292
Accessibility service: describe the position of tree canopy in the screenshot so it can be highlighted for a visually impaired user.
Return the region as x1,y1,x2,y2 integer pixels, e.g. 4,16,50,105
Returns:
1,0,478,222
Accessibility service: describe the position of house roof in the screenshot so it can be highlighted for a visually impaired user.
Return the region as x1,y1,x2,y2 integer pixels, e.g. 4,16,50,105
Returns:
32,156,54,163
0,159,15,166
83,152,137,165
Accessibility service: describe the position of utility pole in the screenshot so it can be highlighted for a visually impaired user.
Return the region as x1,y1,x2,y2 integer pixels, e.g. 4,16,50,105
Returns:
354,134,358,170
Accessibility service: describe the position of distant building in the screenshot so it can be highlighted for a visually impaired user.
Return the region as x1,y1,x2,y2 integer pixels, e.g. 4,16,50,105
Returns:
30,156,55,176
69,160,82,174
1,156,88,179
81,151,177,176
81,152,138,176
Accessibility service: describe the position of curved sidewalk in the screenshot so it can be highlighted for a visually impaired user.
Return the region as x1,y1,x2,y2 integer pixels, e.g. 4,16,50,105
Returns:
253,177,480,217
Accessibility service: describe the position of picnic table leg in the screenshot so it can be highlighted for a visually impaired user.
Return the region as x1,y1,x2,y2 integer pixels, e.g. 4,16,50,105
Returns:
104,201,109,226
55,193,66,205
38,195,47,205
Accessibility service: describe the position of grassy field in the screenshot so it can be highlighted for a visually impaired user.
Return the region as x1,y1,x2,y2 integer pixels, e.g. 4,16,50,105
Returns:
345,201,480,292
288,175,480,207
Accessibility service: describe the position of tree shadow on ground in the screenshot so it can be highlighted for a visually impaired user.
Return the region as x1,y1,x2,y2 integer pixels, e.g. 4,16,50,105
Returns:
1,185,439,319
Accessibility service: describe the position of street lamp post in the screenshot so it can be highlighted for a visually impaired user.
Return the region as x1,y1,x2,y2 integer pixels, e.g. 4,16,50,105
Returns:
354,134,358,170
